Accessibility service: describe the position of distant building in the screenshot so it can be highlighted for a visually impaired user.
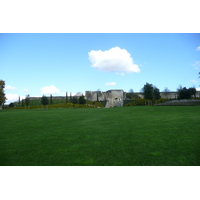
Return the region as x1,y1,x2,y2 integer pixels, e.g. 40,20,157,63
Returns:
85,90,126,108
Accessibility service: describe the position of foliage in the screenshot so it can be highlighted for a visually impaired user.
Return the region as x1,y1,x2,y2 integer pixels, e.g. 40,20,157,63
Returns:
50,94,53,105
124,98,168,106
0,79,7,105
153,87,161,99
126,89,140,99
142,83,161,100
25,94,30,106
79,95,86,104
41,95,49,105
66,92,68,103
188,87,196,98
142,82,154,100
177,86,196,99
72,96,78,104
9,103,14,108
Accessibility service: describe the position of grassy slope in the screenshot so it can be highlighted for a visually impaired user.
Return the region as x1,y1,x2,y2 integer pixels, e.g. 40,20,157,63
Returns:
0,106,200,166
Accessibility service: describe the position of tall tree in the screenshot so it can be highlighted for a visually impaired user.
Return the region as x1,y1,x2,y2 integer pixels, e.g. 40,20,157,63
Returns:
153,87,161,99
79,95,86,104
142,82,154,100
72,96,78,104
41,95,49,110
18,96,20,104
189,87,196,98
25,94,30,108
0,79,6,109
97,89,101,102
66,92,68,103
50,94,53,105
70,93,72,103
177,87,192,99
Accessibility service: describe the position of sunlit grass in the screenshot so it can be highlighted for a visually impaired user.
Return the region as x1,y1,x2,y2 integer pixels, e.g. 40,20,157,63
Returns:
0,106,200,166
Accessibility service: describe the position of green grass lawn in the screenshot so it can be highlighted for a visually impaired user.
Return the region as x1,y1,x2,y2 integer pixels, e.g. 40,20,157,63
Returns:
0,106,200,166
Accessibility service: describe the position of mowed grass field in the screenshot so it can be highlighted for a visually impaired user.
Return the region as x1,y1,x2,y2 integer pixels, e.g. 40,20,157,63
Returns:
0,106,200,166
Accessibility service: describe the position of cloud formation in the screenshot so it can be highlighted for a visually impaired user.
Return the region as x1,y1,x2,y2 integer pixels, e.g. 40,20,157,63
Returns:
192,61,200,70
88,47,140,74
5,85,17,90
196,46,200,51
40,85,60,95
196,87,200,91
5,94,19,104
190,80,197,83
105,82,116,86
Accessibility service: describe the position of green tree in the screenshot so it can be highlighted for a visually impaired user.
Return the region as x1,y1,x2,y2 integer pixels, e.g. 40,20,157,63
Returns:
142,82,154,100
153,87,161,99
79,95,86,104
41,95,49,107
72,96,78,104
66,92,68,103
189,87,196,98
50,94,53,104
9,103,14,108
25,94,30,108
0,79,7,109
177,87,191,99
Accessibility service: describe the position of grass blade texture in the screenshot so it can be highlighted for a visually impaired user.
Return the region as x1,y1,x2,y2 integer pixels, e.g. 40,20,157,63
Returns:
0,106,200,166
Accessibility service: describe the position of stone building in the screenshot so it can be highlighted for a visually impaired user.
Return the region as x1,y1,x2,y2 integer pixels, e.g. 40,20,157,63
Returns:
85,90,126,108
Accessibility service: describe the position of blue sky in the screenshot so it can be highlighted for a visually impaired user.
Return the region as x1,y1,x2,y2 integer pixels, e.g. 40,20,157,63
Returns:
1,33,200,104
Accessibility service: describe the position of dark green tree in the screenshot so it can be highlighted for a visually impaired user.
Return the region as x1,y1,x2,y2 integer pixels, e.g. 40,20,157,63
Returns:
153,87,161,99
50,94,52,105
79,95,86,104
9,103,14,108
72,96,78,104
0,79,7,109
188,87,196,98
18,96,20,104
66,92,68,103
177,87,191,99
25,94,30,108
41,95,49,106
142,82,154,100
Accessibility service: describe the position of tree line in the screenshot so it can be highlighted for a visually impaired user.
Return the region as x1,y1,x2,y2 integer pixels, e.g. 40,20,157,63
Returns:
127,82,198,100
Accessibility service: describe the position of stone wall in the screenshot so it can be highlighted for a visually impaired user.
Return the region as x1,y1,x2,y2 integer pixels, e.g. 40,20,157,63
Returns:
85,90,126,108
134,91,200,99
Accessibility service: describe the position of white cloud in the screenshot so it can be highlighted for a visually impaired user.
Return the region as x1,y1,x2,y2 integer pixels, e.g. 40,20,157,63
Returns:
105,82,116,86
5,94,19,104
23,89,29,92
196,46,200,51
190,80,197,83
5,85,17,90
88,46,140,74
40,85,60,95
192,61,200,70
196,87,200,91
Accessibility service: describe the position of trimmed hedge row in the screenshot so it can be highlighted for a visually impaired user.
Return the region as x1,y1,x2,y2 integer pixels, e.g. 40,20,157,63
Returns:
124,98,168,106
5,102,105,110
